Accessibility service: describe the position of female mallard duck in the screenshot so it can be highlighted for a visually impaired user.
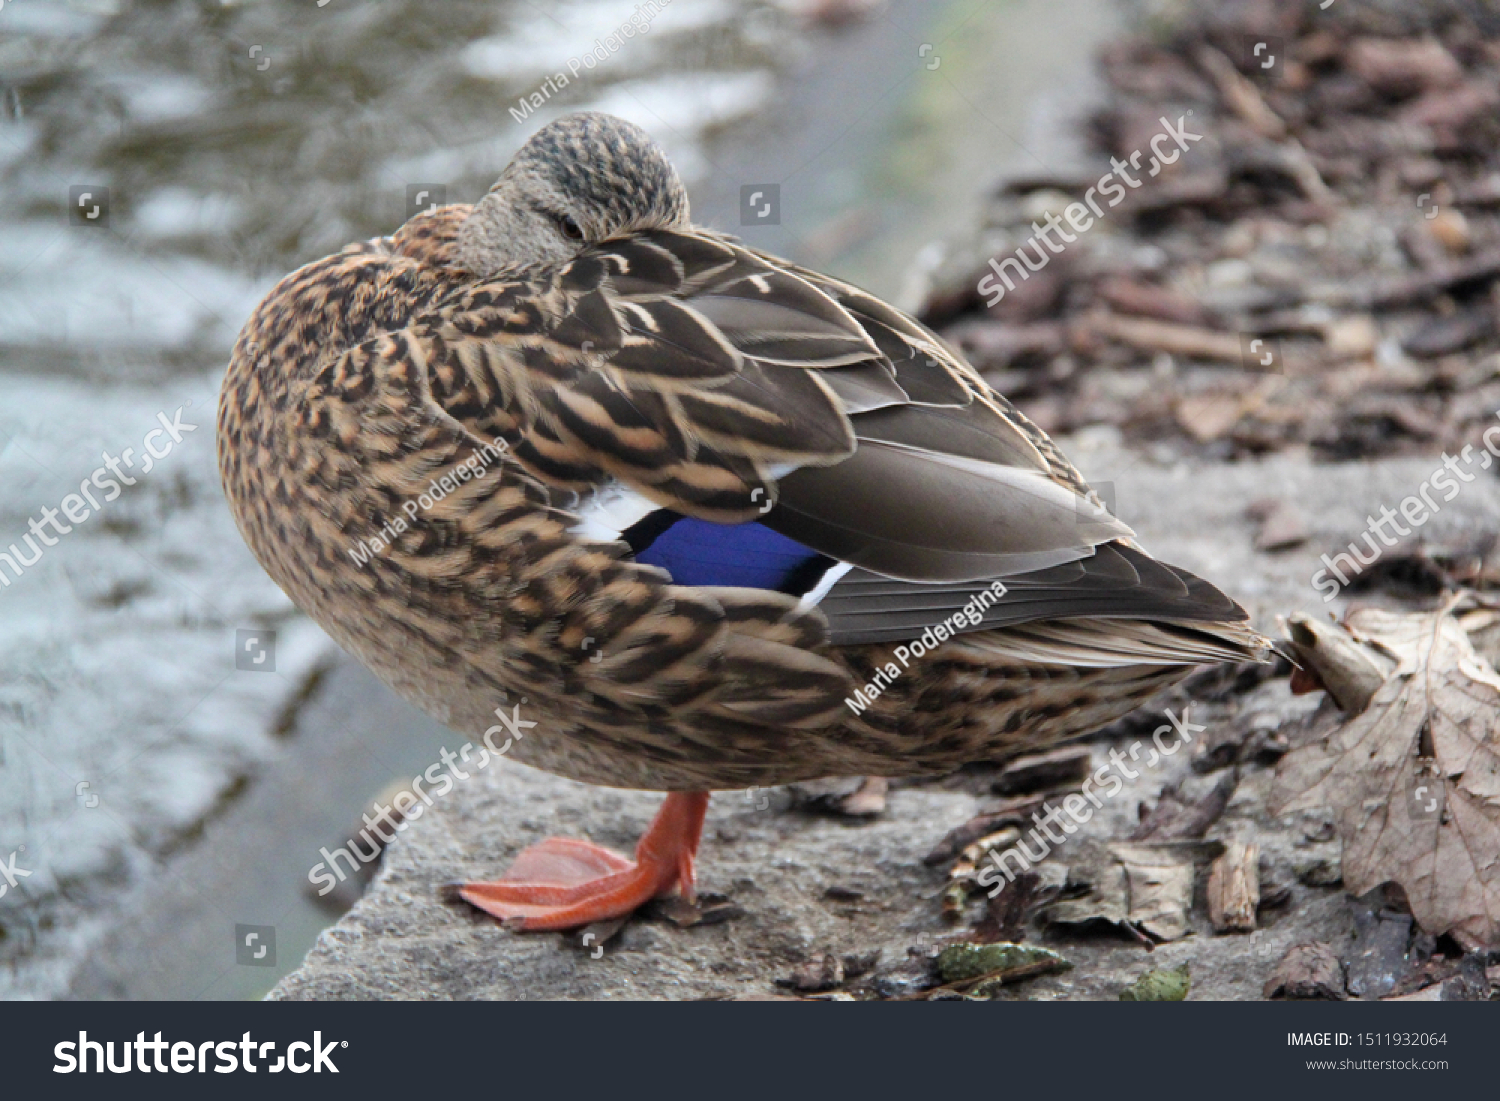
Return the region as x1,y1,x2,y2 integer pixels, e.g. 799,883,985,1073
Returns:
218,112,1270,931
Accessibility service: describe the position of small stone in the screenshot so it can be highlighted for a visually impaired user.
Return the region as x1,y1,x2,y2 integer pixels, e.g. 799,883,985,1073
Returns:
1427,208,1470,254
780,953,844,993
1251,500,1307,552
1323,315,1378,360
1294,855,1342,887
1265,943,1346,1000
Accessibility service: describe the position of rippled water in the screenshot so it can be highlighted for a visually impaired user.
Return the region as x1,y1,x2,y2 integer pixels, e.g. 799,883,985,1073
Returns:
0,0,792,372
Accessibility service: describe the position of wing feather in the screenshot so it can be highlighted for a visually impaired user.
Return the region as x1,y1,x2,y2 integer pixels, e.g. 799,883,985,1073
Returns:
418,228,1139,575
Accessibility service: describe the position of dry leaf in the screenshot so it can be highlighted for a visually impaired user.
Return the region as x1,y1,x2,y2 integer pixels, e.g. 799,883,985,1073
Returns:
1129,771,1237,841
1272,604,1500,948
1044,839,1221,941
1283,612,1396,712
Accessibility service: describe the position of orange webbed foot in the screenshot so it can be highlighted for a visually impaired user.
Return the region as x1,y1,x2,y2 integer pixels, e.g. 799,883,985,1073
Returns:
458,792,709,932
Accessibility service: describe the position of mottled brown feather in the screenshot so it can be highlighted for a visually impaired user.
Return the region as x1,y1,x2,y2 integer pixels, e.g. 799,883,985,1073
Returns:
218,184,1269,792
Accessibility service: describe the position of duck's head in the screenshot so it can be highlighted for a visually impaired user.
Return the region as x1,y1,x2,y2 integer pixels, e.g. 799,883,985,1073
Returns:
456,111,691,276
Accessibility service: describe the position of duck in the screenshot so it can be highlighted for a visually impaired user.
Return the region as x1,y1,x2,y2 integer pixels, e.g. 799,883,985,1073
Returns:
217,111,1271,932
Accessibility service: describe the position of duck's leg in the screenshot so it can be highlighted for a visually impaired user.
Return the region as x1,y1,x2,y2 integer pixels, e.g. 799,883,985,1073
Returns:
458,792,709,931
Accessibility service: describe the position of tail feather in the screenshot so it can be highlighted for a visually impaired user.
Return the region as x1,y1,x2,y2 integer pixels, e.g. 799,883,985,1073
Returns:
957,616,1272,669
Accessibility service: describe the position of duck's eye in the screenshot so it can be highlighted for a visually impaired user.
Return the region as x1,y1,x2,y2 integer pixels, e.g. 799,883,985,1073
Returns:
558,215,584,241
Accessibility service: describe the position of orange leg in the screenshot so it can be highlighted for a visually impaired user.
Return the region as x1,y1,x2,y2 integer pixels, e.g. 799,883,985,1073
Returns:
459,792,710,931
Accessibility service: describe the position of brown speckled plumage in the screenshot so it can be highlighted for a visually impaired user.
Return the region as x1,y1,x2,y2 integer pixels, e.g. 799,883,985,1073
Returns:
217,113,1269,795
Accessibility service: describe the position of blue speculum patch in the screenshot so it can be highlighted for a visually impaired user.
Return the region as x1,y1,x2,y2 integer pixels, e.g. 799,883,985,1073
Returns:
629,514,833,595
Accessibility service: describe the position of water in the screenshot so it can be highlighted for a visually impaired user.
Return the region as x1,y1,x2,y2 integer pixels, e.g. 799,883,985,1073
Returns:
0,0,1118,998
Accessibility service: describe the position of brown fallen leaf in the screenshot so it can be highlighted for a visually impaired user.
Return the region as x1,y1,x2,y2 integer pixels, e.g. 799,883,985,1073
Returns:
1272,602,1500,948
972,870,1054,944
1129,771,1237,841
1090,313,1246,365
1196,44,1287,140
1176,393,1247,443
1097,276,1216,328
1282,612,1397,713
1044,839,1222,942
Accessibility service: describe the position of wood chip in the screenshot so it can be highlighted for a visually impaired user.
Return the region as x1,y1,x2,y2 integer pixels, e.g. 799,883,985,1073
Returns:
642,893,744,928
1196,45,1287,140
1097,276,1215,327
1088,311,1246,364
1207,841,1261,933
1402,306,1495,358
1347,37,1464,98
